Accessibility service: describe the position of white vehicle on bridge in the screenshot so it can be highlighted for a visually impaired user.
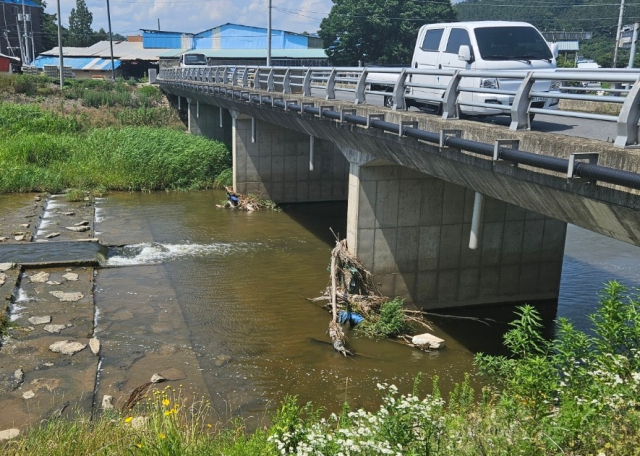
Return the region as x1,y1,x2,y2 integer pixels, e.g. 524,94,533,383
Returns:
179,53,208,68
372,21,560,118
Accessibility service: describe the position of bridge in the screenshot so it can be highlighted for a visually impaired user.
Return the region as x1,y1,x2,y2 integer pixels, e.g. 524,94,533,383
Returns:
157,66,640,310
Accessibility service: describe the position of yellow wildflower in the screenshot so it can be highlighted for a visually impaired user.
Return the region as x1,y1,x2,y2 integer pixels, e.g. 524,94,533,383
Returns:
159,432,166,439
162,398,170,406
124,416,133,423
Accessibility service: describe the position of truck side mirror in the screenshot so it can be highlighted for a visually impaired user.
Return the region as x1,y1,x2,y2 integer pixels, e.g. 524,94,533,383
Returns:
458,45,472,63
550,43,559,58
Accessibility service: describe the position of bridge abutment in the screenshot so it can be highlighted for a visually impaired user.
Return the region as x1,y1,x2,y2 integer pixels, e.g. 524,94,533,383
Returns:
231,110,349,203
343,148,567,309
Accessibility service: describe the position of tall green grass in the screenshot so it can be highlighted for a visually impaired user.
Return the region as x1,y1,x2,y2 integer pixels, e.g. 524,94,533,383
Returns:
0,103,230,192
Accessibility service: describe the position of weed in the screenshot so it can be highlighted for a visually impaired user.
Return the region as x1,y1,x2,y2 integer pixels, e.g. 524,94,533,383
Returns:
357,297,409,339
65,188,85,202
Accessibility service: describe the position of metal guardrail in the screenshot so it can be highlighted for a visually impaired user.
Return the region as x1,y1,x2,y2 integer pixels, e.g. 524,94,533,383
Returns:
158,66,640,149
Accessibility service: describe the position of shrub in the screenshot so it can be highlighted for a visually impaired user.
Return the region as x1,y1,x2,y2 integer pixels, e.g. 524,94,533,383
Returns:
357,297,409,339
213,167,233,188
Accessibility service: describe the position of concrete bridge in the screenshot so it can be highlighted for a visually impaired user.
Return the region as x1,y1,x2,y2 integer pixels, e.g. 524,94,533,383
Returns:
158,73,640,310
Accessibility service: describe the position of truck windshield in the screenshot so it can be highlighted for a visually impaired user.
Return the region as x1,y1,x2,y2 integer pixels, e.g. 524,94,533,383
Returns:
184,54,207,65
474,26,552,61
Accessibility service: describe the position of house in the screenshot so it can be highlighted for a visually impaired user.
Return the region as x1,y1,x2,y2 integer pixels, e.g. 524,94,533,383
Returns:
0,0,43,64
0,52,20,72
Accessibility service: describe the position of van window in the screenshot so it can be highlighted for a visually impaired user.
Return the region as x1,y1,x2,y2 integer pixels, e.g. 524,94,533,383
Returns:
445,28,471,54
421,29,444,52
474,26,552,61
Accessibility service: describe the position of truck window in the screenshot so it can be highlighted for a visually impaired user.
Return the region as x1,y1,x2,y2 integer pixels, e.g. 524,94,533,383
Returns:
421,29,444,52
445,28,471,54
474,26,552,61
183,54,207,65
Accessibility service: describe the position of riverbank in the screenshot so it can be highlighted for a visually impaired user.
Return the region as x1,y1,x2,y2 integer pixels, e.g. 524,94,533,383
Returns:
0,75,231,193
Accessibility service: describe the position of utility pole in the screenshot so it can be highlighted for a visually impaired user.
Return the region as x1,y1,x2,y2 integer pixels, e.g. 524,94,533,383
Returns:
266,0,272,67
106,0,116,80
21,0,30,65
15,20,24,65
56,0,64,87
629,21,640,69
613,0,625,68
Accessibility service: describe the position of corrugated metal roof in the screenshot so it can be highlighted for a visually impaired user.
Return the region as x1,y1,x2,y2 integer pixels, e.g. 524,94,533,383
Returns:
41,41,174,61
159,48,328,59
0,0,40,8
34,56,122,70
555,41,580,52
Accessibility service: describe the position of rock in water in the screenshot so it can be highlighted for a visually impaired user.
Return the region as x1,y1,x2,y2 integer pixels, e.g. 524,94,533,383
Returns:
29,271,50,283
89,337,100,355
50,291,84,302
22,390,35,399
14,368,24,383
65,226,90,232
150,373,165,383
28,316,52,325
62,272,79,281
411,333,445,349
44,324,67,334
49,340,87,355
0,428,20,441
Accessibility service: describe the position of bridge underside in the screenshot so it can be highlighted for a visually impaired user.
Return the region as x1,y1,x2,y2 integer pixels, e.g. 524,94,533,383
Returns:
167,88,640,308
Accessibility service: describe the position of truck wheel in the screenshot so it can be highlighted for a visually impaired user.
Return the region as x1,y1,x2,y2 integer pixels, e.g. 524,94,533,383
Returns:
383,95,393,108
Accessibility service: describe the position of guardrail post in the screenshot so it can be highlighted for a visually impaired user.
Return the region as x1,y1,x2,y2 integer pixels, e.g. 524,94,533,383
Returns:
254,68,261,89
510,72,535,130
615,77,640,148
442,70,461,120
267,68,275,92
242,66,249,87
222,67,229,85
355,69,367,104
283,68,291,94
303,69,312,96
326,68,337,100
232,68,239,86
392,69,408,111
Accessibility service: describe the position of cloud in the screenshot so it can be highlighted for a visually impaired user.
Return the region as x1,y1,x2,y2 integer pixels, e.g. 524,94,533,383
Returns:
46,0,334,37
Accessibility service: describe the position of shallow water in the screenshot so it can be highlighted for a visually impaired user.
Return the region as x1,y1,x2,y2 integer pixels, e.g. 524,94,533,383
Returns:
4,190,640,420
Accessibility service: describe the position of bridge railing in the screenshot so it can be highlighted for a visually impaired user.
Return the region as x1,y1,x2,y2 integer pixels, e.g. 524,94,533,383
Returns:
158,66,640,148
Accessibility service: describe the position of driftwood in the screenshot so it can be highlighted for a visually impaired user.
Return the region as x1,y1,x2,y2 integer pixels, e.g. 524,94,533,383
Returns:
318,238,433,355
122,381,152,412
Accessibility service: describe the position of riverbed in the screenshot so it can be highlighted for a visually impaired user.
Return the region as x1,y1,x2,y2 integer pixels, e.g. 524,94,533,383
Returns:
1,190,639,429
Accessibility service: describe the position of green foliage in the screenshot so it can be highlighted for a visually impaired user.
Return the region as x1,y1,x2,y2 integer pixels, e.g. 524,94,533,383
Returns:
318,0,457,65
65,188,85,202
0,74,58,97
213,168,233,189
67,0,95,47
0,103,230,193
357,297,409,339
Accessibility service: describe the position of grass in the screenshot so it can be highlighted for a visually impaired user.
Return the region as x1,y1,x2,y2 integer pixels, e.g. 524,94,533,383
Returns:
0,103,230,193
357,297,410,339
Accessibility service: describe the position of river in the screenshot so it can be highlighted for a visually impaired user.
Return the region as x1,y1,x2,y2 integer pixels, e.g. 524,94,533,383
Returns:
3,190,640,422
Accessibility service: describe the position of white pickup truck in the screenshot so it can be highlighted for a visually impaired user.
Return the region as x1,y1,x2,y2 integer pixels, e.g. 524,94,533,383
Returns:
368,21,559,117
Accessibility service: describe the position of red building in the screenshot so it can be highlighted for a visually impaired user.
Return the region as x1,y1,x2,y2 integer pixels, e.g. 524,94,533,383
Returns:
0,52,20,72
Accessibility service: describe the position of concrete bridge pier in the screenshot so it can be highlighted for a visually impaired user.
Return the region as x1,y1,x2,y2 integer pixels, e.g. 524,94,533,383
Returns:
187,99,232,149
230,110,349,203
343,147,567,309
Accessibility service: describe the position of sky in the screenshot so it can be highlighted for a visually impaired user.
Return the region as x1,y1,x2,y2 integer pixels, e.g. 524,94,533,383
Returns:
45,0,464,38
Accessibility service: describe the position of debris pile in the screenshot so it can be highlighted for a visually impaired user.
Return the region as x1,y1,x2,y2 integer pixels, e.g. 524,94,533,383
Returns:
312,238,438,355
217,187,280,212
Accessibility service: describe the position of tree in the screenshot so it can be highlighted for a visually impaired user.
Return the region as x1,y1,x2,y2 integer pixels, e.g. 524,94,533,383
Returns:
67,0,94,47
318,0,457,66
33,0,61,52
